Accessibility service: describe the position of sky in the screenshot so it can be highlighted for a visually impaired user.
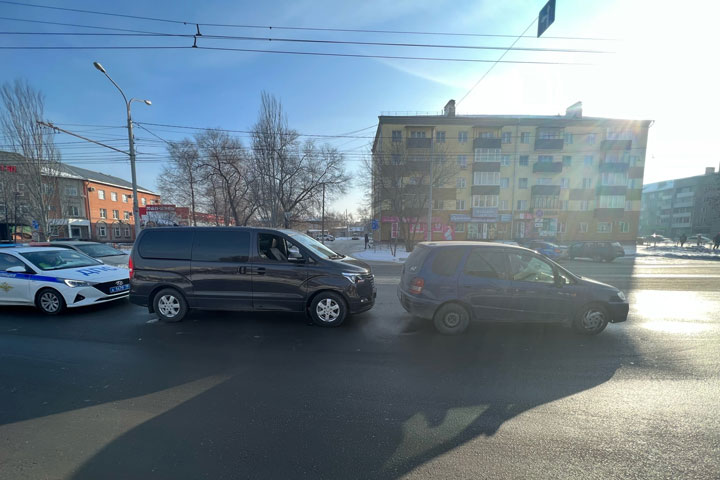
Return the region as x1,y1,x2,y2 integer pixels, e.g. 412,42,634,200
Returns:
1,0,718,216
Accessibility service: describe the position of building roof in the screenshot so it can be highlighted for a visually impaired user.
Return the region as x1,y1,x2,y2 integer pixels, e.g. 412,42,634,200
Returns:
59,164,157,195
376,113,653,127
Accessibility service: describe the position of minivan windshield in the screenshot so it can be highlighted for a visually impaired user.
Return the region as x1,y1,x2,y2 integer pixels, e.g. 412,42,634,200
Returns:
288,232,343,259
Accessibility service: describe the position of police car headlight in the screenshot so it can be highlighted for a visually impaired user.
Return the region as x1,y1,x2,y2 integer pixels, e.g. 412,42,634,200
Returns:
63,279,93,288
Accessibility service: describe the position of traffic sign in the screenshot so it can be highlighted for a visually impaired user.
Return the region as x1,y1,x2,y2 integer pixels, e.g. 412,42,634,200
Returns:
537,0,556,38
31,220,39,230
371,219,379,230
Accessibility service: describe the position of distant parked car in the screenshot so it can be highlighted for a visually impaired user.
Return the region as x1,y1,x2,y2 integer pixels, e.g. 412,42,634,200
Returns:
687,234,712,246
567,241,625,262
526,240,567,259
30,241,130,268
397,242,628,335
315,234,335,242
351,236,360,240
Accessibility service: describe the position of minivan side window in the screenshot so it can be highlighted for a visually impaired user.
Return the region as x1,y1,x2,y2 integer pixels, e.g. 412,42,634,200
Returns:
507,253,555,284
257,233,302,262
192,230,250,262
463,249,505,278
138,229,193,260
430,247,466,276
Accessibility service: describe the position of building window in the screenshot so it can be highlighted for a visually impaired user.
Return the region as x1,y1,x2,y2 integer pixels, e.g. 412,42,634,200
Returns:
410,131,426,138
472,195,498,207
584,155,593,166
499,154,510,166
561,200,569,210
625,200,632,211
519,155,529,166
141,197,147,206
474,148,500,163
473,171,500,186
64,186,78,196
579,222,588,233
562,155,572,166
436,131,446,143
113,226,121,238
391,130,402,142
501,132,511,144
456,199,466,210
619,222,629,233
456,177,466,189
458,131,468,143
433,199,443,210
500,199,509,210
110,192,117,201
99,208,107,219
517,200,528,210
536,177,552,185
124,211,130,220
564,133,573,144
598,195,626,208
500,177,509,189
67,205,80,217
390,154,401,165
601,172,628,186
98,189,105,200
518,178,528,189
454,223,465,232
112,209,119,220
124,226,130,237
520,132,530,144
560,177,569,188
597,222,612,233
122,194,128,203
582,178,593,189
457,155,467,169
538,155,553,163
98,224,107,237
558,221,567,234
586,133,596,145
580,200,590,211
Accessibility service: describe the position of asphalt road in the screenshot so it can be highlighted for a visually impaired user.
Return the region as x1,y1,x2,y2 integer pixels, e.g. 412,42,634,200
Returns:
1,240,719,479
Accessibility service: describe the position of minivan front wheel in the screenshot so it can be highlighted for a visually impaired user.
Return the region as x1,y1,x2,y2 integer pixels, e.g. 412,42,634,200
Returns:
153,288,188,322
310,292,347,327
433,303,470,335
574,304,609,335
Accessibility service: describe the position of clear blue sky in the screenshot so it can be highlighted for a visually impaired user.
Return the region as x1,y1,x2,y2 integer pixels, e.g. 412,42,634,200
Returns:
1,0,717,215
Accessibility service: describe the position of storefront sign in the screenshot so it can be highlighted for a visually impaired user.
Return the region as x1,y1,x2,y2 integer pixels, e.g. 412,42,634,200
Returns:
472,207,498,218
450,214,472,222
499,214,512,223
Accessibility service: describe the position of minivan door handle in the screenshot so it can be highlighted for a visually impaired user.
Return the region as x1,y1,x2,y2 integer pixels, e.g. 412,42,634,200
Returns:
254,267,266,275
238,266,247,274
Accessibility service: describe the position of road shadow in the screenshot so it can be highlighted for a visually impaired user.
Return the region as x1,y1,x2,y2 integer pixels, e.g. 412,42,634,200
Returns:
66,315,639,480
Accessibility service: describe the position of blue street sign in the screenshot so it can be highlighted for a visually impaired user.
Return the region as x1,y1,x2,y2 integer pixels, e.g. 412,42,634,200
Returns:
371,219,379,230
31,220,39,230
537,0,556,38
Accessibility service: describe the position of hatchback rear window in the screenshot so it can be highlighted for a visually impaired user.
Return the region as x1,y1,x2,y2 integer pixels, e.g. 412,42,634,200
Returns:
430,247,466,276
138,229,193,260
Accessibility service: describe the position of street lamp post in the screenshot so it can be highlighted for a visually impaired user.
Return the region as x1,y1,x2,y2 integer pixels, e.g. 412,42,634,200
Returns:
93,62,151,240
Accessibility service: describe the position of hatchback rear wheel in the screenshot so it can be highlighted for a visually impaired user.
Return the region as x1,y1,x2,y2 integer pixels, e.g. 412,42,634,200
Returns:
433,303,470,335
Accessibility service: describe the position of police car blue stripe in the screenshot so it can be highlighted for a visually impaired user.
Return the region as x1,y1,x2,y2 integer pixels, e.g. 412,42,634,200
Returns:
0,271,64,283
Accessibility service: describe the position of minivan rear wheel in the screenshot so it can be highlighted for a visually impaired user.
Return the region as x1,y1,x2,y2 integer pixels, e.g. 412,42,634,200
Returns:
153,288,188,322
433,303,470,335
573,304,609,335
309,291,347,327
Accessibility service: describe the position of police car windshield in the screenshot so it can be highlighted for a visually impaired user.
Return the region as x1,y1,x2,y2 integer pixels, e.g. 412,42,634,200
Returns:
76,244,126,258
20,250,101,271
288,233,343,259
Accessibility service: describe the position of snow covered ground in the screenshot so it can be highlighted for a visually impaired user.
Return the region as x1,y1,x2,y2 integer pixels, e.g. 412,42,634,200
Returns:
350,245,412,263
635,245,720,261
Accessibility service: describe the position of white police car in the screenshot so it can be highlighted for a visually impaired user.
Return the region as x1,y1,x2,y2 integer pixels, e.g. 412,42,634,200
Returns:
0,245,130,314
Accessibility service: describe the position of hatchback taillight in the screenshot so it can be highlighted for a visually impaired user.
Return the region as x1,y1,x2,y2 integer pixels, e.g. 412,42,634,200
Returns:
128,257,134,279
409,277,424,295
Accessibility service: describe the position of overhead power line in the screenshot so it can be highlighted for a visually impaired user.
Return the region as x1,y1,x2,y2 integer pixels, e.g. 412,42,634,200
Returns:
0,15,169,34
0,0,618,41
0,31,612,54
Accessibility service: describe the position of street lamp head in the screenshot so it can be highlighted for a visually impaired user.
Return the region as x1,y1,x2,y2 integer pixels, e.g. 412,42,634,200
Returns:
93,62,106,74
143,100,152,106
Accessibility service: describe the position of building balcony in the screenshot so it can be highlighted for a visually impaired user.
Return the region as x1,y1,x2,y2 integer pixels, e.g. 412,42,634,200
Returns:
534,138,564,150
471,185,500,195
472,161,501,172
600,139,632,150
473,137,501,149
531,185,561,196
406,138,432,149
594,208,625,219
596,185,627,195
599,161,630,173
532,161,563,173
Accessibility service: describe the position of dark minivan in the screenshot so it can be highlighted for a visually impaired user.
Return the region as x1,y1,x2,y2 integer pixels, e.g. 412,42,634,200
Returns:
398,242,628,335
129,227,375,326
567,241,625,262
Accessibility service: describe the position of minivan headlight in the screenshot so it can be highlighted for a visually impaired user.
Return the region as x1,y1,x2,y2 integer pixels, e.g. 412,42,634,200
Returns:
615,291,626,301
342,272,366,284
63,279,93,288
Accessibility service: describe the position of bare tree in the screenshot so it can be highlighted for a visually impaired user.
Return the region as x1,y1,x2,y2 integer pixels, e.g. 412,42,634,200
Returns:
0,80,61,241
368,142,458,252
251,92,350,228
196,129,257,226
157,139,202,226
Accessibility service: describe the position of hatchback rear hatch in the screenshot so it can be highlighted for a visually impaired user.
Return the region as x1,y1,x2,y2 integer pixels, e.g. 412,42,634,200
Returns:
400,244,431,290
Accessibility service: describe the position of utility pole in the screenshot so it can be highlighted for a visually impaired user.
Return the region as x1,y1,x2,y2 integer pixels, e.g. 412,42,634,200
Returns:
93,62,151,240
427,156,434,242
321,182,326,245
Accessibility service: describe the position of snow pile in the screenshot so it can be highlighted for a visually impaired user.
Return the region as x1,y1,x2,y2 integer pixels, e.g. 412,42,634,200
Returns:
635,245,720,261
351,245,412,263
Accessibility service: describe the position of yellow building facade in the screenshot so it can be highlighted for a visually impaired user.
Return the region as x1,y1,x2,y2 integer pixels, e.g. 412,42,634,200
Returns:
372,101,651,243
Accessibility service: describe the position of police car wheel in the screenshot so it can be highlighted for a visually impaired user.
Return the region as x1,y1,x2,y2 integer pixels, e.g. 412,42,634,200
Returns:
36,288,65,315
153,288,187,322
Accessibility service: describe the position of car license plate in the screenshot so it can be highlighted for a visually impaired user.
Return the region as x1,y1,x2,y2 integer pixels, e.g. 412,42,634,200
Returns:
109,284,130,293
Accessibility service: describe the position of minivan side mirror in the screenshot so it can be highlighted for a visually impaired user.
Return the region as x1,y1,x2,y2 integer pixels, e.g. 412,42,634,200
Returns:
554,275,566,287
288,256,306,264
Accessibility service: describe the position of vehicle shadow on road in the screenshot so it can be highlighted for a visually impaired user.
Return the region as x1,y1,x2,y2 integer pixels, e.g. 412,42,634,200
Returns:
64,312,638,480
